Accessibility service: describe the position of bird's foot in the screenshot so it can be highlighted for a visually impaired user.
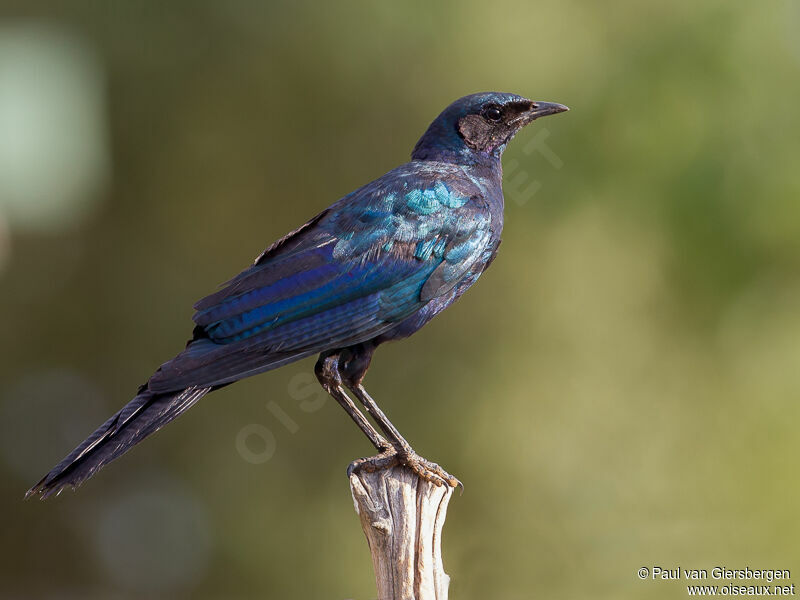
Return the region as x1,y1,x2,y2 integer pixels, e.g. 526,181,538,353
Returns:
401,451,462,489
348,447,461,489
347,448,399,478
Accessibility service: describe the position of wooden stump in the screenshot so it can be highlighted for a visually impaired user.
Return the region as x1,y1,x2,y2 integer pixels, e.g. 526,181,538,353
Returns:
349,465,454,600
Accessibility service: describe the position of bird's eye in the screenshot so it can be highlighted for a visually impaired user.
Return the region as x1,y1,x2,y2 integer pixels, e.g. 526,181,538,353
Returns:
483,106,502,123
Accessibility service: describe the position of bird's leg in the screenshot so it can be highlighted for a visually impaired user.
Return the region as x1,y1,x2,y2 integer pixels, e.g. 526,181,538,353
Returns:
339,345,461,488
314,353,391,453
348,383,460,488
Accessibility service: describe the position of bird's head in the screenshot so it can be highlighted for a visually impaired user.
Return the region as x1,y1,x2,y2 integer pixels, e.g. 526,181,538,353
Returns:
412,92,568,164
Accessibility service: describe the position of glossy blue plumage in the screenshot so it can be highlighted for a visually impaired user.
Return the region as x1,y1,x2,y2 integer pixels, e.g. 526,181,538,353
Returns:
150,159,501,391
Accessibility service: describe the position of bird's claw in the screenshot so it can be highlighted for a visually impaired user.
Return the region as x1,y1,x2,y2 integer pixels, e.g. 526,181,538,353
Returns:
348,448,461,489
403,453,462,489
347,449,399,477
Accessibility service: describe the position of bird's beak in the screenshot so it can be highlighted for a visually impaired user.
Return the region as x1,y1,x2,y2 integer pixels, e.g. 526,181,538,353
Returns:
520,101,569,124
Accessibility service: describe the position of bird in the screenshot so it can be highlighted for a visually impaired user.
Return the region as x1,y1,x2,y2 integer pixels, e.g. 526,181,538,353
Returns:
27,92,568,499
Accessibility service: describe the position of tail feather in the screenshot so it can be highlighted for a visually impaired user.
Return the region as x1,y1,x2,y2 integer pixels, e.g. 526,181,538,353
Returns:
26,385,212,499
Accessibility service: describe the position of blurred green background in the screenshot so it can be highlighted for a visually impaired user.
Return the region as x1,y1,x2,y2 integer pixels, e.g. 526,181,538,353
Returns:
1,1,799,598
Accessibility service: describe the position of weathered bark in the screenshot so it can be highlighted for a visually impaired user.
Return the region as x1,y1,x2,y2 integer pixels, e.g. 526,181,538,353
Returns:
349,465,454,600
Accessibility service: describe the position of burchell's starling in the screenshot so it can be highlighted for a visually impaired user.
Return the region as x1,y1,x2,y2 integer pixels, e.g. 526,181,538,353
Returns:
27,92,568,498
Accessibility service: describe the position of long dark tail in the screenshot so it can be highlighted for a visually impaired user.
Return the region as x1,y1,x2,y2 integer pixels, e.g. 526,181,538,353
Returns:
26,385,212,499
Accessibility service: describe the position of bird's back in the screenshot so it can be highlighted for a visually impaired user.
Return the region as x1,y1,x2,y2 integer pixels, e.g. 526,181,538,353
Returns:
149,159,503,392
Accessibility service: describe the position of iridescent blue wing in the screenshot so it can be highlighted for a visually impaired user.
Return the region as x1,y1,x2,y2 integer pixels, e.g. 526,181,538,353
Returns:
148,167,493,392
